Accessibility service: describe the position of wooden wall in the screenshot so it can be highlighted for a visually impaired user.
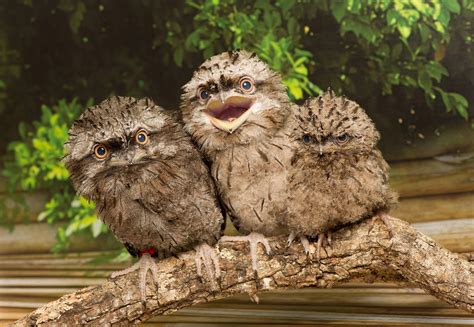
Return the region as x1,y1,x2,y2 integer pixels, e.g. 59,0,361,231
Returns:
0,123,473,326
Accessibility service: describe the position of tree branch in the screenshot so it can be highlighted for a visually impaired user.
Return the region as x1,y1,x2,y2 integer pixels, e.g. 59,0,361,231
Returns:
12,216,474,325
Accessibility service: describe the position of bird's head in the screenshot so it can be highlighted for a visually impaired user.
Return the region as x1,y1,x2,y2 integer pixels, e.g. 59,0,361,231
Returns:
64,97,184,201
292,91,380,160
181,50,290,154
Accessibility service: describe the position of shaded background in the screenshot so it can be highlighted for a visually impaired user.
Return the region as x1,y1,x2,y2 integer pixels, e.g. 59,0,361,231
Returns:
0,0,473,325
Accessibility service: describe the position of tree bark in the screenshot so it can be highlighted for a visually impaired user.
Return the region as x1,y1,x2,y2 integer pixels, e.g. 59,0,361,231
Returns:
12,216,474,326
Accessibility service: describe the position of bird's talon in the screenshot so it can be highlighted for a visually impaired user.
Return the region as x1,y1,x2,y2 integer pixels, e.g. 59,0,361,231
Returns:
221,232,271,273
194,243,221,290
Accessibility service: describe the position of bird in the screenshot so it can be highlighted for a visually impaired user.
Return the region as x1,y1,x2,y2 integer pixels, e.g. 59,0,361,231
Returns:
64,96,224,300
180,50,293,273
286,90,398,259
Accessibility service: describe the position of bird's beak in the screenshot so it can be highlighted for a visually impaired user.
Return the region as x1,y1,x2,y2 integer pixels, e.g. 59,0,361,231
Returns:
109,158,128,167
203,95,254,134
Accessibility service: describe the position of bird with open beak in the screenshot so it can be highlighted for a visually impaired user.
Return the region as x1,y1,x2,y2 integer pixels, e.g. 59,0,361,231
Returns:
180,50,293,274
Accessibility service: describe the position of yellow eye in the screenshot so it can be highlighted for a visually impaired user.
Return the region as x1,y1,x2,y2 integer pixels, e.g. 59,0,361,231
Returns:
239,77,255,93
135,130,149,145
93,144,109,160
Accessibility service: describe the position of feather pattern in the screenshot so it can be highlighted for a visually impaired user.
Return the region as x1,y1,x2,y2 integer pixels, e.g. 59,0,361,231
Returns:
285,91,398,236
64,96,224,259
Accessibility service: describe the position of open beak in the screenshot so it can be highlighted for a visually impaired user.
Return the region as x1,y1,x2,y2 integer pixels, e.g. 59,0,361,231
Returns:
203,95,254,133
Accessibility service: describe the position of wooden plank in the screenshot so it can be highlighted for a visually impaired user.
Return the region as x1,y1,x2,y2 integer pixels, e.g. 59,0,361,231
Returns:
0,269,110,278
393,192,474,223
0,287,77,297
0,223,121,255
412,219,474,253
1,286,472,325
390,154,474,198
380,119,474,162
0,277,104,288
155,308,474,325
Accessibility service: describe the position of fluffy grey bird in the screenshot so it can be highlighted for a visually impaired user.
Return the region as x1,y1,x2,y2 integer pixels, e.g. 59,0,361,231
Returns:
180,50,292,272
64,96,224,299
286,91,398,258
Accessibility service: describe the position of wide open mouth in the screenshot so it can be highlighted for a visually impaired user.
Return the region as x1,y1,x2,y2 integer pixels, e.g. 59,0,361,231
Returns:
203,96,254,133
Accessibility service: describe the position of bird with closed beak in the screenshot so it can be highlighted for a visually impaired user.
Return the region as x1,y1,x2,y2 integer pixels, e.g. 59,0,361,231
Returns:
286,91,398,259
64,96,224,300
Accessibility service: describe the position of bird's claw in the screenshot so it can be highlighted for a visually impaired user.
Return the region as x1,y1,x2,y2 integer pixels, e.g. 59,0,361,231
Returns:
287,233,312,255
221,232,271,272
110,253,159,301
316,231,332,261
194,243,221,290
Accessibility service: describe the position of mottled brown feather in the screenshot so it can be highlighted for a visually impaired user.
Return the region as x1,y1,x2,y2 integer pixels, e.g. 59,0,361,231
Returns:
180,50,292,236
64,96,224,259
285,91,398,236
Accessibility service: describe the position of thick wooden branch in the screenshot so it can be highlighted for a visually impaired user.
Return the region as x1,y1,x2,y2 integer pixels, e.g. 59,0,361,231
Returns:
12,217,473,325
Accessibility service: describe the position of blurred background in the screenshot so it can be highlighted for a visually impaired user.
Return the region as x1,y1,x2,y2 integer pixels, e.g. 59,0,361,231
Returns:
0,0,473,325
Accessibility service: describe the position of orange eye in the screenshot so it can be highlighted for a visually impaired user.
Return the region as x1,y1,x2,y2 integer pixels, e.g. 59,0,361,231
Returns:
93,144,109,160
135,130,149,145
239,77,255,93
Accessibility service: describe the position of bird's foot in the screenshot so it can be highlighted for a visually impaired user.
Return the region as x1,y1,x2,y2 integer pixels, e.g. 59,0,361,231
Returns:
316,231,332,261
287,232,313,255
220,232,271,272
110,253,159,301
194,243,221,290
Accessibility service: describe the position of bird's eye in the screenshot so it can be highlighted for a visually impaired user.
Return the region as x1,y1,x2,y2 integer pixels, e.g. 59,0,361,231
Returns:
197,87,210,101
302,134,312,143
93,144,109,160
239,77,255,93
334,133,350,145
135,130,149,145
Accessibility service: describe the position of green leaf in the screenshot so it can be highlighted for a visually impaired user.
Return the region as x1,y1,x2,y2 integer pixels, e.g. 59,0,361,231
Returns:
386,9,399,26
418,69,432,91
452,92,468,107
425,61,449,82
294,65,308,75
173,47,184,66
418,24,430,43
91,218,103,237
442,0,461,14
331,1,347,22
397,18,412,38
456,105,469,120
284,78,303,99
440,90,453,112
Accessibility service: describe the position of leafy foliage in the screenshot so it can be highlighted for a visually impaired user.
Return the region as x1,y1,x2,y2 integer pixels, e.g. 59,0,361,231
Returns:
1,99,108,251
321,0,470,119
0,0,472,254
169,0,321,99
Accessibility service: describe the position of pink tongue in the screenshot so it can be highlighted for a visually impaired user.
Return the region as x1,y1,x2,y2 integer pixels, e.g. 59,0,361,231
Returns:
216,106,248,121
